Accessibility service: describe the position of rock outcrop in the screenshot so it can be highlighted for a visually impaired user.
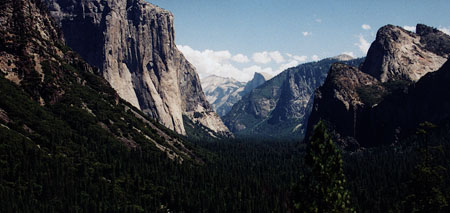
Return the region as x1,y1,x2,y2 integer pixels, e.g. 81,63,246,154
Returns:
0,0,66,103
361,24,449,82
308,59,450,149
306,63,384,149
44,0,230,136
223,57,364,139
306,24,450,149
332,54,355,61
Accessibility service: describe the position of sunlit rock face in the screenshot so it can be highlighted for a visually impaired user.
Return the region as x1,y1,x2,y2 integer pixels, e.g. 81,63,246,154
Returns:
45,0,231,136
362,24,449,83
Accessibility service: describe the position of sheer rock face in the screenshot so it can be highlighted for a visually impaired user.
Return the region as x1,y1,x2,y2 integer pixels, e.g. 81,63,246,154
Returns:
361,24,449,83
305,63,383,150
0,0,200,159
44,0,230,136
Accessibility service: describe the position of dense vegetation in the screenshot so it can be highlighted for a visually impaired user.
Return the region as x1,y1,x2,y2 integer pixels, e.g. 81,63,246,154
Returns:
2,73,450,212
294,121,352,212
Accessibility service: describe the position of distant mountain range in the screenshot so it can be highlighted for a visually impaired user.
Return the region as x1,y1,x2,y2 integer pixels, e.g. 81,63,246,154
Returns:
202,72,272,117
223,55,364,139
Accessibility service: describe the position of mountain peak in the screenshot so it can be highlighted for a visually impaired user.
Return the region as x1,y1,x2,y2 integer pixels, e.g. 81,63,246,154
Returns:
415,24,450,57
416,23,439,35
332,54,354,61
254,72,273,81
361,24,449,82
243,72,272,94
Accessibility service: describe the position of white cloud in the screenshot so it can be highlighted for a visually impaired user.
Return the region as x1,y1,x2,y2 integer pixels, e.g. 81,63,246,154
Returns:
342,51,355,58
231,53,249,63
315,18,322,23
269,51,285,64
362,24,371,30
438,27,450,35
243,65,273,75
311,55,320,61
287,53,308,62
252,51,286,64
178,45,249,81
403,25,416,32
302,31,312,36
252,51,272,64
179,45,321,82
355,35,371,54
277,60,300,73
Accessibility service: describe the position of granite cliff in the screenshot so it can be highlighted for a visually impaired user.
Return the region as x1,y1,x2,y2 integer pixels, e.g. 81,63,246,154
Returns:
306,63,384,149
361,24,449,82
44,0,230,136
306,24,450,149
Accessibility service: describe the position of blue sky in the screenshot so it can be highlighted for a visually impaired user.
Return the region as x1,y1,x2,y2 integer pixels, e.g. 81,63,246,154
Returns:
149,0,450,81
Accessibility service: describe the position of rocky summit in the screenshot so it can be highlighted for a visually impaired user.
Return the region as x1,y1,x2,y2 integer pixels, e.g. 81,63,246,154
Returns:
44,0,230,137
361,24,449,82
306,24,450,149
306,63,384,149
243,72,272,94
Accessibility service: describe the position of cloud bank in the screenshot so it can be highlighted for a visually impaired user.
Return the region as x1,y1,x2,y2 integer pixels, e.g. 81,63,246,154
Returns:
355,35,371,54
177,45,312,82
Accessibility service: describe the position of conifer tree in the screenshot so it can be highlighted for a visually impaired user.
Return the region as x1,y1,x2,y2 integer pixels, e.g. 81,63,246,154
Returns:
294,121,353,212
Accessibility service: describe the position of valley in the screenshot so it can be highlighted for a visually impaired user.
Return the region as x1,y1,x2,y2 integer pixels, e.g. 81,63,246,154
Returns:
1,0,450,212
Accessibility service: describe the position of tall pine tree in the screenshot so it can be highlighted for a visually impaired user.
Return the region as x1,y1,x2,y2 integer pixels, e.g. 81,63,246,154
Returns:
294,121,353,212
